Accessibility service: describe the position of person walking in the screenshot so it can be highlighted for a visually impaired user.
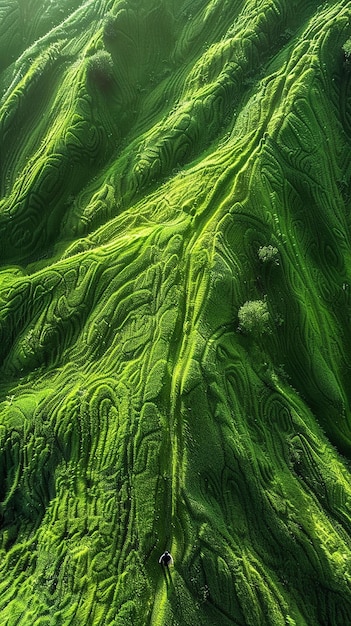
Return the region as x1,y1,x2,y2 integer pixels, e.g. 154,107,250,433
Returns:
159,550,174,586
159,550,174,568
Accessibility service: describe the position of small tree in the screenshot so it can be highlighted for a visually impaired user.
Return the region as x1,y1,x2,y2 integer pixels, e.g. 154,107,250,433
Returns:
343,38,351,65
238,299,270,336
86,51,114,91
258,245,278,264
103,14,118,42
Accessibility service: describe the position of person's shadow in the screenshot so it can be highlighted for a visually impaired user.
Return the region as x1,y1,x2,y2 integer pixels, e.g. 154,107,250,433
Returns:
161,563,173,589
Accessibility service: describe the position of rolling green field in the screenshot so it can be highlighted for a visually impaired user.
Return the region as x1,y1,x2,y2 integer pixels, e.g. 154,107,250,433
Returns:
1,0,351,624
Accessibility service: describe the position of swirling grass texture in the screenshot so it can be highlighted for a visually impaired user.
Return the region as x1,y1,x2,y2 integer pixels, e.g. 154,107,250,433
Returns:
1,0,351,624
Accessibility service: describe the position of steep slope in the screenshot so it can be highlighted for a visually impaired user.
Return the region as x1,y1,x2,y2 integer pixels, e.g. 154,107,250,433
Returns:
1,0,351,624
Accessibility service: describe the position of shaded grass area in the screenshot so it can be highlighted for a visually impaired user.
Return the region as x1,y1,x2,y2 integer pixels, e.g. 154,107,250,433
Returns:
1,0,351,623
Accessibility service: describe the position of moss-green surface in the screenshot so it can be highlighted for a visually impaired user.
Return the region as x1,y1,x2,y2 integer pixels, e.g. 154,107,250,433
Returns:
1,0,351,624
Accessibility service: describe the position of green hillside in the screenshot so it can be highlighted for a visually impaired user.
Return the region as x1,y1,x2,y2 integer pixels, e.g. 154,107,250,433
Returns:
1,0,351,623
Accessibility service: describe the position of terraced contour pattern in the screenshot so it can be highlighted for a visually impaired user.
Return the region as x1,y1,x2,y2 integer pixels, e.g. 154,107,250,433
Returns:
1,0,351,624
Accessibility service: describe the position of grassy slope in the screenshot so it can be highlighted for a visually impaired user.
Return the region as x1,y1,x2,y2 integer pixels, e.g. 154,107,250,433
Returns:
1,0,351,624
